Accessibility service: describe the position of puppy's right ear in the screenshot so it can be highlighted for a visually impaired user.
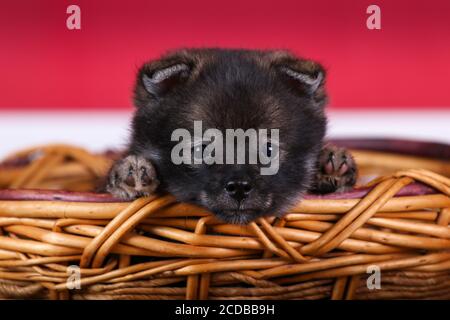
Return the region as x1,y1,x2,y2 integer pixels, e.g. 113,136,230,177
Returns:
141,63,190,97
135,58,192,105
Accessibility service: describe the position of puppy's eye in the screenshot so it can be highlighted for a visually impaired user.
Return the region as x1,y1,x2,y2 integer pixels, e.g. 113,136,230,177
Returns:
266,143,273,158
261,141,279,159
193,145,206,153
192,143,208,161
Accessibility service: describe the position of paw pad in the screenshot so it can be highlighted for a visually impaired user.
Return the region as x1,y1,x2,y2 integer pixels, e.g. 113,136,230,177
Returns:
106,155,159,200
311,145,357,194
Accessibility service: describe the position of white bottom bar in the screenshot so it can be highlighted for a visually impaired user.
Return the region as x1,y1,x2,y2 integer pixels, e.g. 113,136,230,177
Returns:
0,110,449,158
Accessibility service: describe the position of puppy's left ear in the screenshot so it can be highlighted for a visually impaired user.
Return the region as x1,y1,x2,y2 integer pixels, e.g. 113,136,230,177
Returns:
272,54,327,107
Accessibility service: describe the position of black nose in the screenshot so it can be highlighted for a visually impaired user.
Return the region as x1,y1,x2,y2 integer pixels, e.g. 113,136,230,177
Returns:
225,180,252,202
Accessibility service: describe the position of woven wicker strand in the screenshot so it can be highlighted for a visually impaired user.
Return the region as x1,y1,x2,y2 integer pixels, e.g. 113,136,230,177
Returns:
0,142,449,300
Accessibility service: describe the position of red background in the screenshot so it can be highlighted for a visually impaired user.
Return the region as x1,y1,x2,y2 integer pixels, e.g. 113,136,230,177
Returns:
0,0,449,110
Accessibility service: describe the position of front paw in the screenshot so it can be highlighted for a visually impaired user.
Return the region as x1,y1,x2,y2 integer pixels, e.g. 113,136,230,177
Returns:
310,145,357,194
106,155,159,200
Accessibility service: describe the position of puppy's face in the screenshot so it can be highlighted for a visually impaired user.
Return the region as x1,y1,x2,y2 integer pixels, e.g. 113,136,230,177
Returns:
130,49,327,224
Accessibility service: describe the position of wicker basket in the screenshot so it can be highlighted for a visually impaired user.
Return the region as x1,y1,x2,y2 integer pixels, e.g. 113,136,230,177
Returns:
0,139,449,300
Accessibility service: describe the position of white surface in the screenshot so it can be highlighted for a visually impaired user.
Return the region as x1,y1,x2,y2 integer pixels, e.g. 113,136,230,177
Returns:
0,110,449,158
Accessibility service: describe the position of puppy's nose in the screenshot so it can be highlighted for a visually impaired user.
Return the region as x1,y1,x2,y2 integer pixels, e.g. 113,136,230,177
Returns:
225,180,252,202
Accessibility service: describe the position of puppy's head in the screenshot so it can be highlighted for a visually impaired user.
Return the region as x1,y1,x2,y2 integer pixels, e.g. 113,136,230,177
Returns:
130,49,327,224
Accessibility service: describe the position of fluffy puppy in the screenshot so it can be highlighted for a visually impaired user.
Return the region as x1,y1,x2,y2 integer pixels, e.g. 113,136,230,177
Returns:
107,48,357,224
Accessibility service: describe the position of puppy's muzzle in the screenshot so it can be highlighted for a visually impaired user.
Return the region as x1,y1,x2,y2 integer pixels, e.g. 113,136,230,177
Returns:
224,180,252,203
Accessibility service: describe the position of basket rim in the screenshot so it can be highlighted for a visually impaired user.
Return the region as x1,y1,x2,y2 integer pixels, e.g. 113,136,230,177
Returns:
0,137,448,202
330,137,450,160
1,138,449,169
0,182,439,202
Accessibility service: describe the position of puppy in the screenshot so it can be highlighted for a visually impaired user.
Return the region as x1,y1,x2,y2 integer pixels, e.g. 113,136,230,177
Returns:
107,48,357,224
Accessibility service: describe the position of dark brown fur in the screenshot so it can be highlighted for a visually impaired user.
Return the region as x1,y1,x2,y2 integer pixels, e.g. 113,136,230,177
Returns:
107,48,357,224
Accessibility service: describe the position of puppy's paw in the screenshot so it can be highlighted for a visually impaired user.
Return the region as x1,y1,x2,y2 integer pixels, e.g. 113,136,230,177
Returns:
106,155,159,200
309,145,357,194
